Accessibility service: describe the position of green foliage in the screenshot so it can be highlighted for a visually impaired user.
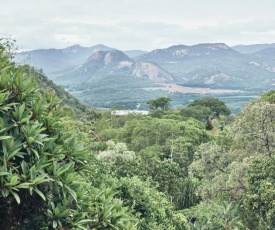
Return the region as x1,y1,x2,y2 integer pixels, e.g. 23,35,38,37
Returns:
181,98,231,130
91,111,212,213
189,141,250,202
30,67,87,115
242,156,275,229
180,106,211,121
209,201,243,229
232,101,275,157
96,140,135,163
187,99,275,229
187,97,231,119
260,90,275,104
187,201,243,230
120,117,178,151
86,85,275,229
0,42,136,229
115,176,188,229
111,150,200,211
5,37,274,229
119,116,211,155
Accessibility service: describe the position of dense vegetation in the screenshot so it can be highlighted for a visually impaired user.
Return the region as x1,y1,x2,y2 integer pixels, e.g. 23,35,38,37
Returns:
1,40,275,229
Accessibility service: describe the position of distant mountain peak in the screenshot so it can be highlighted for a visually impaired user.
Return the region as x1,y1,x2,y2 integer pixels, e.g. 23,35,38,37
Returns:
95,43,111,47
166,44,189,50
87,50,132,65
62,44,82,53
65,44,82,49
105,51,125,64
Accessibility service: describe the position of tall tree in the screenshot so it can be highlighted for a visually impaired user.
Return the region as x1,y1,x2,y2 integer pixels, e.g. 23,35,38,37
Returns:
187,98,230,120
147,97,171,110
232,101,275,157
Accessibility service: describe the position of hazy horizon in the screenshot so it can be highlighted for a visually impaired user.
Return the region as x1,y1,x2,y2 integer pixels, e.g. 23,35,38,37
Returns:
14,42,275,53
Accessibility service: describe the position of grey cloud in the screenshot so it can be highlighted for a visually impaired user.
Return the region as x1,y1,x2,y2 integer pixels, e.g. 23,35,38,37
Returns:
1,0,275,50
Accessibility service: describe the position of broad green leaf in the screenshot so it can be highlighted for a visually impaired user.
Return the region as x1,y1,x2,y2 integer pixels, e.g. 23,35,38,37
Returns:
2,189,9,197
58,209,69,218
0,135,12,140
15,182,33,189
64,184,77,201
0,172,10,176
52,220,57,228
10,191,20,204
32,176,49,184
7,148,21,161
57,163,72,177
21,160,28,175
34,188,46,201
5,175,18,186
77,219,93,224
54,206,60,216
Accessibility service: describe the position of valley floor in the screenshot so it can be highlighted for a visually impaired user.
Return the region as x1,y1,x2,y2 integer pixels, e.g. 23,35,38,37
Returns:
148,83,244,94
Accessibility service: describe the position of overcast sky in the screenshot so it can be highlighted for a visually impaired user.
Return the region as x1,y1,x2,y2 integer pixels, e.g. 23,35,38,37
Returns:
1,0,275,51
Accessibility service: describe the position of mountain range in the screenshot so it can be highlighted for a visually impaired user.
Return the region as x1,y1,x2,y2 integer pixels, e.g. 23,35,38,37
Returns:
15,44,148,74
14,42,275,110
15,44,114,73
15,43,275,89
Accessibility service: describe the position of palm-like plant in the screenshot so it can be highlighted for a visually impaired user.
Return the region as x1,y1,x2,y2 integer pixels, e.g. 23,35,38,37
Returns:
0,41,136,229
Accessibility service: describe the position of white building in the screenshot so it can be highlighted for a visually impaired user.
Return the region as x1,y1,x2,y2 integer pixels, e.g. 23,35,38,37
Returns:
111,110,149,116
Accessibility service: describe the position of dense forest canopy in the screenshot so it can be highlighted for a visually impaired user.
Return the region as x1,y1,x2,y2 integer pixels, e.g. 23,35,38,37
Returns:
0,40,275,229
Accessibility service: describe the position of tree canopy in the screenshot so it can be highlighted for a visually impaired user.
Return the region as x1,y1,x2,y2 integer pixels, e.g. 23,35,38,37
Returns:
187,97,231,119
147,97,171,110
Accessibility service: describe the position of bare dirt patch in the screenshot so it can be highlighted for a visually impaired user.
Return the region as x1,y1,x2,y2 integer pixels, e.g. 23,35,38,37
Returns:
149,84,243,94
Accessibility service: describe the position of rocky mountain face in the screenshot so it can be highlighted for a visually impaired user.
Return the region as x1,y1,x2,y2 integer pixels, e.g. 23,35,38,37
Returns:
59,50,173,84
78,50,132,73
